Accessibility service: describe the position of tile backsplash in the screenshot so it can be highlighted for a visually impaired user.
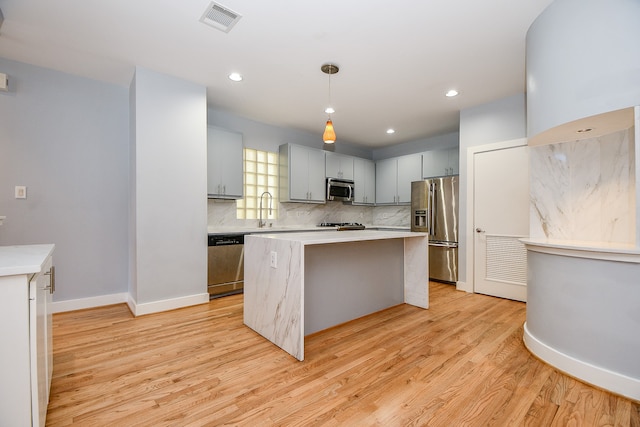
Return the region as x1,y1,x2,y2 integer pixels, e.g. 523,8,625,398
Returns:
208,199,410,229
529,127,636,243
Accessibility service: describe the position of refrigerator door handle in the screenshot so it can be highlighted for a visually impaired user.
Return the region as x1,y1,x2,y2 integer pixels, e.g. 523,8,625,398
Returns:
429,242,458,248
429,183,436,236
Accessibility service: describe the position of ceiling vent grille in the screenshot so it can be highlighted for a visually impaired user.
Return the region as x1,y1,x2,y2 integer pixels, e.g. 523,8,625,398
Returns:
200,2,242,33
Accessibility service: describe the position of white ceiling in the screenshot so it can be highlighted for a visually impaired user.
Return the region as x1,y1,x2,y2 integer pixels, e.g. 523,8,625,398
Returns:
0,0,553,148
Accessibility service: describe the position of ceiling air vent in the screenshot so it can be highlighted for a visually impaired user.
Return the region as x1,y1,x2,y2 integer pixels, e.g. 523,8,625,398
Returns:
200,2,242,33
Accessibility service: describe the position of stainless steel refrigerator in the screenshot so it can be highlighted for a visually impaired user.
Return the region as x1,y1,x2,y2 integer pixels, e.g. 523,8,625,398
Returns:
411,176,459,283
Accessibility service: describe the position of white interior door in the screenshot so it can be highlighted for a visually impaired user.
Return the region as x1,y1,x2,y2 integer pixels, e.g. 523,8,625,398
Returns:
474,145,529,301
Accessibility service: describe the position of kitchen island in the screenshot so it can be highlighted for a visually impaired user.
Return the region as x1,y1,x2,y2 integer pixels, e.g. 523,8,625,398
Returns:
244,230,428,360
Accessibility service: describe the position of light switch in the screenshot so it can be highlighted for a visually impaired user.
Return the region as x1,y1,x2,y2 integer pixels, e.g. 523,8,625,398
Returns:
15,186,26,199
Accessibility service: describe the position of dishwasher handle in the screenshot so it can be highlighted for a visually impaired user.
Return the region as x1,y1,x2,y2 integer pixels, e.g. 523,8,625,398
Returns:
208,234,245,246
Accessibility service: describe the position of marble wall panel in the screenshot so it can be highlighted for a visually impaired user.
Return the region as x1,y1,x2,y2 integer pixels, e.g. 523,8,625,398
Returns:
208,198,411,229
529,143,572,239
530,128,635,244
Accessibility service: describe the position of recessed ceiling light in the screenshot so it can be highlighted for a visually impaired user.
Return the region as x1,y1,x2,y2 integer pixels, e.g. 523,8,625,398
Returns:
386,129,395,134
325,107,335,114
445,89,459,97
228,72,243,82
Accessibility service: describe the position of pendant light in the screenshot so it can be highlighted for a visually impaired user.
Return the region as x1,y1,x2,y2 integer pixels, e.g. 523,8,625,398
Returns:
321,63,339,144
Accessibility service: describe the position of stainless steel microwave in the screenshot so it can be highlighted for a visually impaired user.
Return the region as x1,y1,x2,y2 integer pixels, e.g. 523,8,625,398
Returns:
326,178,354,202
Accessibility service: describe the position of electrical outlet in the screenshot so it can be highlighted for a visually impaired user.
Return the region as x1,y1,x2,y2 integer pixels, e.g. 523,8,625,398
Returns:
15,186,26,199
270,251,277,268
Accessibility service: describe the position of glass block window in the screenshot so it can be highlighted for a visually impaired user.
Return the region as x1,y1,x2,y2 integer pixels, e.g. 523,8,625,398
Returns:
237,148,278,220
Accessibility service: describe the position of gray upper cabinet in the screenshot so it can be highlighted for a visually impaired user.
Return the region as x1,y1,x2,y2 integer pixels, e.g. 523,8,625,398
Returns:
353,158,375,204
279,144,326,203
325,152,354,180
422,147,459,178
376,154,422,204
207,127,243,199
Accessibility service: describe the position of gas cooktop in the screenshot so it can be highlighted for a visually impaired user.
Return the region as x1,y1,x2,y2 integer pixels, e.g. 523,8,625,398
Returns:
317,222,366,230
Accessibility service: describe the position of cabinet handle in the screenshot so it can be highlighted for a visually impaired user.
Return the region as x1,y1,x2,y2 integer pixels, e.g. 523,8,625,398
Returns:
44,266,55,294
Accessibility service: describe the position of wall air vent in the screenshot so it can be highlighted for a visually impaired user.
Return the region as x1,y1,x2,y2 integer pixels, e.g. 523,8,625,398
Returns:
200,2,242,33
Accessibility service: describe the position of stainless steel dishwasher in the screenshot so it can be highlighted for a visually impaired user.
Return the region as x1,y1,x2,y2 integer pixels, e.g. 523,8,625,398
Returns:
207,234,244,299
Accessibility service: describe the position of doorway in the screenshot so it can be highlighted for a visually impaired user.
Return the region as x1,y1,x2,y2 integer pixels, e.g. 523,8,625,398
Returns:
472,142,529,301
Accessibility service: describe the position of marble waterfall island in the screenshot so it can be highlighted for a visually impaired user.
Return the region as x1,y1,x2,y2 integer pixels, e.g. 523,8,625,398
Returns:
243,230,429,361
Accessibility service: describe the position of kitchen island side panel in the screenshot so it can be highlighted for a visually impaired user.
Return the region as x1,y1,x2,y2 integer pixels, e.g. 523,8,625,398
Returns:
244,236,304,360
404,236,429,308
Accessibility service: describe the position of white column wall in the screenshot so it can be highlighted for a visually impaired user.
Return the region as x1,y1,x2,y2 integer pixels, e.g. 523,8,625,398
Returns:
129,68,208,312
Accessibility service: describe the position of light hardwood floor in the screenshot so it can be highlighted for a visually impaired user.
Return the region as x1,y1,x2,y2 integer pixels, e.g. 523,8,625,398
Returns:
47,282,640,426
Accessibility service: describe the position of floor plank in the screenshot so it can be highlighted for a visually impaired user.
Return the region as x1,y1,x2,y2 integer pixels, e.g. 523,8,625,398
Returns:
47,282,640,426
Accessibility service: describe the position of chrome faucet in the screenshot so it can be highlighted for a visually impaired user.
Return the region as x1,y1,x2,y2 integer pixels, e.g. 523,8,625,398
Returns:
258,191,273,228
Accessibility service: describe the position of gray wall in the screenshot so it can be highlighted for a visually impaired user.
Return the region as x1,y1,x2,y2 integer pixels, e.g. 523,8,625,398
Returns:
458,94,527,285
0,57,129,301
526,0,640,138
208,107,374,159
372,132,459,161
209,106,460,161
528,251,640,378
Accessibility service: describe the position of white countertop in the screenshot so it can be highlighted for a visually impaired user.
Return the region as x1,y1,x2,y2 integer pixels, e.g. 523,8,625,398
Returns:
521,238,640,263
246,229,426,245
0,244,55,277
521,238,640,254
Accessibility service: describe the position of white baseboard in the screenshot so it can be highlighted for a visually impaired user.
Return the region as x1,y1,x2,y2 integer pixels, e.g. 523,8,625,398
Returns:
523,322,640,402
51,293,128,313
127,293,210,316
456,280,472,293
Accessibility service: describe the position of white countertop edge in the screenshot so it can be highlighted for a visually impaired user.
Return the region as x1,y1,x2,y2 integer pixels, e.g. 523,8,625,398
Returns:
521,238,640,263
246,230,427,245
208,226,321,234
208,225,411,235
0,244,56,277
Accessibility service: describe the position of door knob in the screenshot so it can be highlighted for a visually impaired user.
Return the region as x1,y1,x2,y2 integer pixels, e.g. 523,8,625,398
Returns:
476,228,485,233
